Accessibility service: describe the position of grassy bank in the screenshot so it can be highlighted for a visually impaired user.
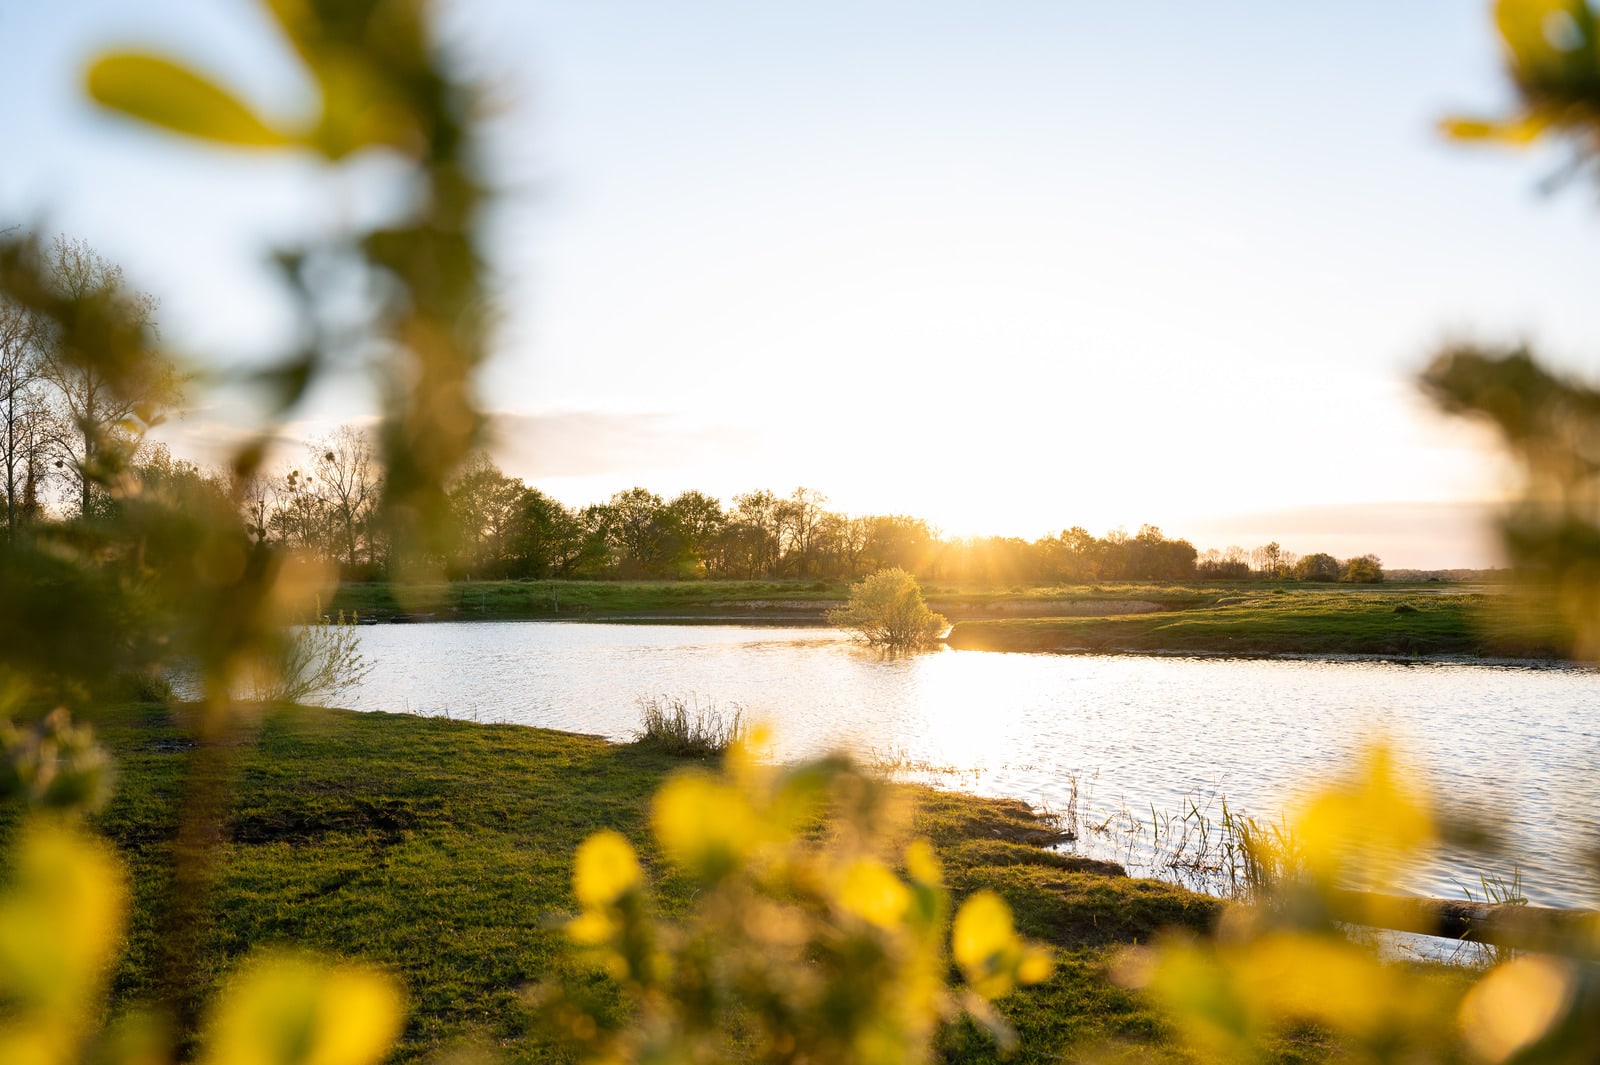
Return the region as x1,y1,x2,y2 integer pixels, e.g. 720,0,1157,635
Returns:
945,589,1566,659
329,578,848,621
73,701,1222,1064
328,579,1561,661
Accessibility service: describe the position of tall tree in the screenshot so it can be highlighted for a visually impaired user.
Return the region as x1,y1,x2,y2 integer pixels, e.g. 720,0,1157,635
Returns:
0,287,51,535
448,454,529,577
35,237,177,518
312,425,381,570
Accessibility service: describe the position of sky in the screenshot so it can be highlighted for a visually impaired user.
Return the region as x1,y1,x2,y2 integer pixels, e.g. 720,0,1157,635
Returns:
6,1,1600,568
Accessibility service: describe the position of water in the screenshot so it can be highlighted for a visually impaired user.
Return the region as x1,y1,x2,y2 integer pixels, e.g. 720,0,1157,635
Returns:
333,621,1600,909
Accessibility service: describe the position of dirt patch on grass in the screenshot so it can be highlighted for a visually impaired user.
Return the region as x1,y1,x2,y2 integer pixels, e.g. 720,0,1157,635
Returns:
230,798,424,846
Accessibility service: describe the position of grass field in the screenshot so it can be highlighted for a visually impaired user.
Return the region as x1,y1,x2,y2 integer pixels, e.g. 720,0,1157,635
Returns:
944,589,1566,659
70,701,1224,1064
328,578,1564,660
329,578,848,620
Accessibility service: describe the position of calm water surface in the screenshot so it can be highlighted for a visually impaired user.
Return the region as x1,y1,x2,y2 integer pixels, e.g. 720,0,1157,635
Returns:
335,622,1600,908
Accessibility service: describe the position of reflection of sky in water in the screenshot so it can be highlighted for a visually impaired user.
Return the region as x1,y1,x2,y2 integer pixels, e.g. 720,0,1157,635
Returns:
335,622,1600,907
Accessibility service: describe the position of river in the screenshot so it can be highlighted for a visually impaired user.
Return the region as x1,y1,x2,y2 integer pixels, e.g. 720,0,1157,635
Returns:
330,621,1600,911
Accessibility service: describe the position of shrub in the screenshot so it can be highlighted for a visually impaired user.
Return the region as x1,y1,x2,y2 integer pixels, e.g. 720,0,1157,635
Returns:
542,749,1053,1063
244,611,372,706
827,568,948,648
633,695,746,756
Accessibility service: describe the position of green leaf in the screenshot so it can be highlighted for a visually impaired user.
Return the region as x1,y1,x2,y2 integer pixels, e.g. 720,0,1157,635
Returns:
85,53,296,148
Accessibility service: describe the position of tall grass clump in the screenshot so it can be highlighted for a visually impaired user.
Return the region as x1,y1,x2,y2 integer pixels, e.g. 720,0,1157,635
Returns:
633,695,747,757
827,567,948,648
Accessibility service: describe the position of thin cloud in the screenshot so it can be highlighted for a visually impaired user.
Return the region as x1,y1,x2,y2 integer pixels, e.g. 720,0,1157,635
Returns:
488,410,749,480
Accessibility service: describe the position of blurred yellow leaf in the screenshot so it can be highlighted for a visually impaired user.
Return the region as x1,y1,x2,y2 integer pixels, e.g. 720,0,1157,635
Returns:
1440,114,1551,143
904,840,942,887
952,890,1050,998
565,911,615,947
198,954,402,1065
86,54,295,148
651,774,757,879
1496,0,1590,68
834,858,911,929
1459,955,1577,1062
574,830,641,909
1294,744,1434,886
0,821,126,1013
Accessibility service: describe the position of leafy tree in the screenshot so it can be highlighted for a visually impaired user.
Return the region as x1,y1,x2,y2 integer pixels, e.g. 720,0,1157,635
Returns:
1294,551,1342,582
665,488,725,575
448,454,529,577
509,487,585,577
1341,553,1384,583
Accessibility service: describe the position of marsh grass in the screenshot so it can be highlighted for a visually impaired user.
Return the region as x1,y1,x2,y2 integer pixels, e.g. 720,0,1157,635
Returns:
1049,774,1302,899
633,695,747,757
1449,866,1528,967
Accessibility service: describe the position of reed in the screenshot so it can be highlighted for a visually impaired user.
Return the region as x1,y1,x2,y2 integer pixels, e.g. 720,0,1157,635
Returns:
632,694,747,757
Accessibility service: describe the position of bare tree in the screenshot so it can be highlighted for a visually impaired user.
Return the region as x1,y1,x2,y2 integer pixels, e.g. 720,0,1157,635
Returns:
0,288,50,534
312,425,381,569
36,238,177,518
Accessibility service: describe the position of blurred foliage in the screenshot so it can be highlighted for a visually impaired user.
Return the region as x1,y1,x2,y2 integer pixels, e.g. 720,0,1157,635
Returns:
1118,3,1600,1063
4,2,1600,1065
1421,345,1600,656
541,738,1051,1065
3,0,487,1061
1116,743,1600,1064
1441,0,1600,166
1427,0,1600,657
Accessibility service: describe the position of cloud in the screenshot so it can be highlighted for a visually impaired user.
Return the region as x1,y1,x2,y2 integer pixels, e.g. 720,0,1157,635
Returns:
1182,500,1505,570
487,409,749,480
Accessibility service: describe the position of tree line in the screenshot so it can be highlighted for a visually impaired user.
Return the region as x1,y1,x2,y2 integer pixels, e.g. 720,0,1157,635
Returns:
78,428,1387,585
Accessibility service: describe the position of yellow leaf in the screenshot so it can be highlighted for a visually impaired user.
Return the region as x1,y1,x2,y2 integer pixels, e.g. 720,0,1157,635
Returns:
199,954,402,1065
86,53,295,148
574,831,641,909
1459,956,1577,1063
0,821,126,1012
904,840,942,887
952,891,1023,997
835,858,911,929
565,911,615,947
1496,0,1588,67
1440,113,1551,145
1017,946,1054,986
1294,744,1434,886
651,774,757,878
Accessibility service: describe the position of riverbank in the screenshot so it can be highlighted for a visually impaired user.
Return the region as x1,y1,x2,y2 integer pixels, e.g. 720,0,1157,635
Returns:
328,579,1565,661
943,590,1566,660
83,700,1222,1064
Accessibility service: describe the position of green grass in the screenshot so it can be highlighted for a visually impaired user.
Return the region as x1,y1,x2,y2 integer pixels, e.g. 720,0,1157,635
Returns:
59,701,1222,1064
329,578,1566,660
330,579,847,621
945,589,1566,659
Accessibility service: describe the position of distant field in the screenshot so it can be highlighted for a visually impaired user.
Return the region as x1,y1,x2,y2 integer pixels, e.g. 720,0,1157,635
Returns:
945,588,1565,660
327,579,1564,660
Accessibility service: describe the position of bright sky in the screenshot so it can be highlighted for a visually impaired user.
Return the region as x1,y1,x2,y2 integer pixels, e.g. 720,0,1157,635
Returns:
7,1,1600,568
